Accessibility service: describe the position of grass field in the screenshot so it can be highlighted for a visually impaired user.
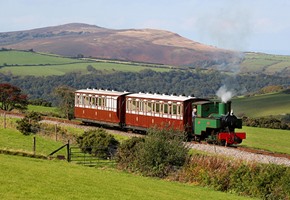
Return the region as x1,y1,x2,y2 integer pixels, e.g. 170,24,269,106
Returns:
232,91,290,117
2,50,290,76
28,105,60,115
0,127,67,156
240,52,290,75
0,50,170,76
238,126,290,154
0,154,254,200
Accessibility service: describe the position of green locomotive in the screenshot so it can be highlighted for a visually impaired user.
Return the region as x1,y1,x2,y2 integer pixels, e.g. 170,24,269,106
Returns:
192,101,246,145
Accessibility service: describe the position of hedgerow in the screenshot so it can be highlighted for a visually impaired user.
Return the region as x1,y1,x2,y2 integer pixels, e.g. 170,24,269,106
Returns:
243,116,290,130
172,154,290,200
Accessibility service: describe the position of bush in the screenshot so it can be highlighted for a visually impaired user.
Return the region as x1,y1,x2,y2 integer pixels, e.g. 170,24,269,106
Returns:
16,117,32,135
116,137,145,171
77,129,119,159
116,126,189,178
16,111,42,135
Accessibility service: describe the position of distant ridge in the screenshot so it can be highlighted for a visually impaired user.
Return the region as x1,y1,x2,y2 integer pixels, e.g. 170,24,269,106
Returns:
0,23,239,67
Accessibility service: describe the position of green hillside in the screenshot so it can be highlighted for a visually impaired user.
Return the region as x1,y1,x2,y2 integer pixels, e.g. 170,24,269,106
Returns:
0,50,170,76
240,52,290,76
0,154,252,200
239,126,290,154
232,91,290,117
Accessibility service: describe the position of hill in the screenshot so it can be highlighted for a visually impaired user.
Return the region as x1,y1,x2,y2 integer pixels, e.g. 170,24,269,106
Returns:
0,23,238,67
232,90,290,117
240,52,290,77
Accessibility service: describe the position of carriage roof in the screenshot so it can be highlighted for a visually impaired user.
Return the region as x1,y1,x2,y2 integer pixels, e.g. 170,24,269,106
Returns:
126,92,199,102
75,89,131,96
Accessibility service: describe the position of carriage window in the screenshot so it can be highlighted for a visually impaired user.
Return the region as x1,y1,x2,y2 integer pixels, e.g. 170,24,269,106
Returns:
147,102,152,112
172,103,177,115
126,99,132,112
132,99,138,111
164,103,168,114
143,100,148,113
91,97,96,106
75,95,81,106
155,102,160,112
105,96,117,111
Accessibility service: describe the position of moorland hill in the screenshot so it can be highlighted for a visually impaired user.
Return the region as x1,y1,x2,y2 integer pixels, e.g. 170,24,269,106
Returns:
0,23,239,67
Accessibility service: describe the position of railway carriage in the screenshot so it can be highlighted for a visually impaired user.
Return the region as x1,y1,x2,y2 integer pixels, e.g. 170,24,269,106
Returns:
74,89,131,127
124,92,204,132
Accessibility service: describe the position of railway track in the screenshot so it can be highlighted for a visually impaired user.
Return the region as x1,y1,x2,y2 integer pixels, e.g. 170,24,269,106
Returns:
43,116,290,164
2,111,290,165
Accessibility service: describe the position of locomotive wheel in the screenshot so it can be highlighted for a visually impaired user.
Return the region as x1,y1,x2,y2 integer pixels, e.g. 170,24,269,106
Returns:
219,140,226,146
194,135,201,143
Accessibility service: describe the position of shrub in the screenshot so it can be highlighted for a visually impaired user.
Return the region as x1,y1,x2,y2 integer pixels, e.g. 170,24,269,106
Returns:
16,117,32,135
116,137,145,171
116,126,189,178
16,111,42,135
77,129,119,159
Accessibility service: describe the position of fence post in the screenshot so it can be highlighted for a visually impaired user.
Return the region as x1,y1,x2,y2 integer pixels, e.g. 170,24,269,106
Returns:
33,136,36,155
67,140,70,162
3,112,6,129
55,124,57,141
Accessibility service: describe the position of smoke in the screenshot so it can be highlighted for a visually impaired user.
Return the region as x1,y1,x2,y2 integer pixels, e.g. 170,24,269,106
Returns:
216,85,235,103
195,2,252,52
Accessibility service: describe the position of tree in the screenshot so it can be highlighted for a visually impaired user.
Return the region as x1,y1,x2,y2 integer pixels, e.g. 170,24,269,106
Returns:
53,85,75,119
0,83,28,111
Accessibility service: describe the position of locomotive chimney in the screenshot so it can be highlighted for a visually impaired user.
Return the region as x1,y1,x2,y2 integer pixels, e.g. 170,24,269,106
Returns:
219,103,226,115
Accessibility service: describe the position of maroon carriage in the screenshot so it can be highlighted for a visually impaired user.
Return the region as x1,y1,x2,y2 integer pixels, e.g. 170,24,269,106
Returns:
124,92,202,132
74,89,131,126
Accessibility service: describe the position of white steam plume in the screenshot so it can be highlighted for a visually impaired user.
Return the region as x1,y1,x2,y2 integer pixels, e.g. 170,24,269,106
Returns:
216,85,235,103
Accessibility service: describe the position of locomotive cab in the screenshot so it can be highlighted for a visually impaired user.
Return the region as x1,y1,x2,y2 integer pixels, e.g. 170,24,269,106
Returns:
192,101,246,145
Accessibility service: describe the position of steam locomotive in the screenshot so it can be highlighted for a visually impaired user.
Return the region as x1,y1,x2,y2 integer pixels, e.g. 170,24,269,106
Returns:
74,88,246,145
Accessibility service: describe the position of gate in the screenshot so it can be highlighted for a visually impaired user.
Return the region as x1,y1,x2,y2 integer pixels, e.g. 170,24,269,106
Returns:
49,142,115,167
69,146,101,166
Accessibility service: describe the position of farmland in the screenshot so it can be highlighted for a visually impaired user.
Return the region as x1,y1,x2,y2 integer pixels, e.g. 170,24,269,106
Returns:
2,50,290,77
232,91,290,117
240,52,290,76
0,50,170,76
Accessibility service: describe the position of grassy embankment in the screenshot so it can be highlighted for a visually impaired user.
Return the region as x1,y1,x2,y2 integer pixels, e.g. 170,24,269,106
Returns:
230,91,290,154
232,91,290,118
0,124,253,200
0,50,170,76
0,127,66,156
0,154,253,200
241,52,290,76
238,126,290,154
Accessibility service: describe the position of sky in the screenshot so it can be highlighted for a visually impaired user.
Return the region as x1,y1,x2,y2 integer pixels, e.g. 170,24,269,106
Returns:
1,0,290,55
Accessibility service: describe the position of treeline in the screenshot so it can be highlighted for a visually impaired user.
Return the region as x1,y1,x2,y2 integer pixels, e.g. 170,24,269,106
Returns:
0,69,290,105
243,115,290,130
